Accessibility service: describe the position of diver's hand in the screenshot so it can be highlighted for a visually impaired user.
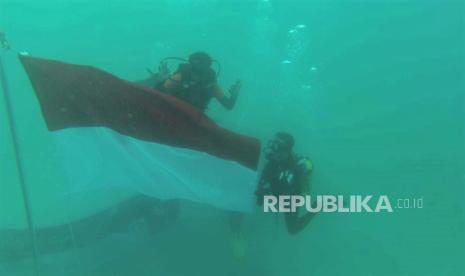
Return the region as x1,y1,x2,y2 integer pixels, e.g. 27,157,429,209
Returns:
158,61,170,79
229,80,241,99
299,159,313,195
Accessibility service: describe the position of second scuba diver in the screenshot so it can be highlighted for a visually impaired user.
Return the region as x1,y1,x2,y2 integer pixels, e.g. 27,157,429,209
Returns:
256,132,316,234
230,132,315,259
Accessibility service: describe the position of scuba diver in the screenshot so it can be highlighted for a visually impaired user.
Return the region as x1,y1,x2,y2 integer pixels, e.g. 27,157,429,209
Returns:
255,132,316,235
140,51,240,112
229,132,314,259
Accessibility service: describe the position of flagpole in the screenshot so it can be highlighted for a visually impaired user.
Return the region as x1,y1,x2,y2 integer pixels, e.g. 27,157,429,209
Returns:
0,31,39,275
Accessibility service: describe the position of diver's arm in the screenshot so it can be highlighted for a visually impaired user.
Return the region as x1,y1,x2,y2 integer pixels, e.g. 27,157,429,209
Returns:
213,86,237,110
137,61,171,89
284,160,315,235
284,178,316,235
135,74,165,88
219,95,237,110
213,80,240,110
151,72,168,86
163,73,183,91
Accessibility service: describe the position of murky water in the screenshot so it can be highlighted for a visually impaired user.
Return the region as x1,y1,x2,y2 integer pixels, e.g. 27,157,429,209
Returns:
1,0,464,275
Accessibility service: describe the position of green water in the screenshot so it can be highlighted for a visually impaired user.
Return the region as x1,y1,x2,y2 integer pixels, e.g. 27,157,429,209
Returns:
1,0,464,275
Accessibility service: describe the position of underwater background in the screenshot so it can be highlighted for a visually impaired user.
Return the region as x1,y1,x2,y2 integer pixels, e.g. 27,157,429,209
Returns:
0,0,464,275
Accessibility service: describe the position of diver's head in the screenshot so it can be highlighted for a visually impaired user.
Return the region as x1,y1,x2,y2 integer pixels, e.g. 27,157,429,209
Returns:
189,51,212,72
265,132,294,162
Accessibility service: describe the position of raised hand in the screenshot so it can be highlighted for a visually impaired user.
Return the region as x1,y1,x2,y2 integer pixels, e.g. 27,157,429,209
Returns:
158,61,170,79
229,80,241,98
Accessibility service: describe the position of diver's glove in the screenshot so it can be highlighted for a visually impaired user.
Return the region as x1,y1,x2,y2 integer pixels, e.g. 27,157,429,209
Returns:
146,61,170,84
228,80,241,101
157,61,170,80
299,157,313,174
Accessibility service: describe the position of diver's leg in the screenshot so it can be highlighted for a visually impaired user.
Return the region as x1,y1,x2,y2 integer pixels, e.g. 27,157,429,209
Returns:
228,212,246,259
228,212,243,235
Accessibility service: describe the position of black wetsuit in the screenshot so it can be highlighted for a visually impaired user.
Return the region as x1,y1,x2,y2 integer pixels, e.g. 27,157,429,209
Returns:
256,154,314,234
156,63,217,112
257,154,310,200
